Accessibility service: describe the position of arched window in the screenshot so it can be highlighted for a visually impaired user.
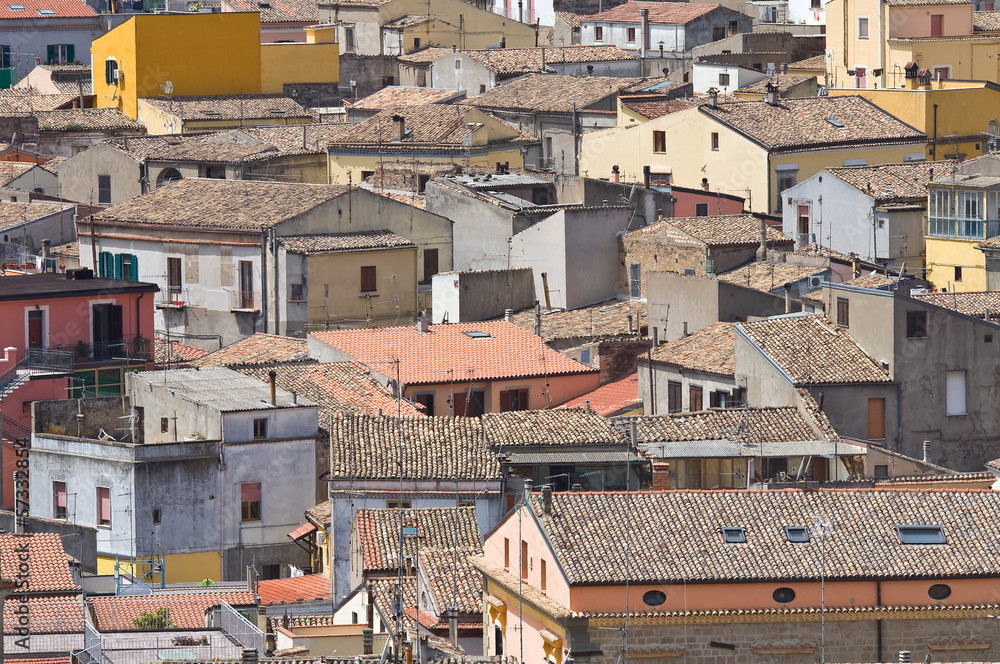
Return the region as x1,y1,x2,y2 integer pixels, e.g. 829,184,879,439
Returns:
156,168,182,187
989,119,999,137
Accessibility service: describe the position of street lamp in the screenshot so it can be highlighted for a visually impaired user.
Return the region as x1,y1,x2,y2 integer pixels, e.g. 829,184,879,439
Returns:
812,516,834,664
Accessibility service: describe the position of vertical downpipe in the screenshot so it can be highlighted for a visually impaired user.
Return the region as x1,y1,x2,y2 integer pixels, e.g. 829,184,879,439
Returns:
260,230,268,334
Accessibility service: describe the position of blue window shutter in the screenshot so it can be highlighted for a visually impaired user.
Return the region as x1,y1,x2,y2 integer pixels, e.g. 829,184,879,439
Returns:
130,254,138,281
114,253,122,280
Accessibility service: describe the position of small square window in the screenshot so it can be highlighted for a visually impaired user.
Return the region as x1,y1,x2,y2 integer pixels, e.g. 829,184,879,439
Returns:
906,310,927,338
718,73,730,87
152,507,161,525
874,464,889,479
721,527,746,543
784,526,809,542
160,417,169,433
986,334,994,343
290,284,305,301
696,202,709,216
253,417,268,439
895,525,946,544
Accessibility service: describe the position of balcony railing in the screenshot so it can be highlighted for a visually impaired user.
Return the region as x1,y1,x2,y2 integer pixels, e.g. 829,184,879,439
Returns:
155,288,191,309
79,337,153,363
928,216,1000,240
228,289,259,312
25,347,75,372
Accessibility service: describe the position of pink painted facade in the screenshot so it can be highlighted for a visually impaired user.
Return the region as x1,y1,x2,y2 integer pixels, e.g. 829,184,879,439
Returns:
888,4,972,38
669,185,746,218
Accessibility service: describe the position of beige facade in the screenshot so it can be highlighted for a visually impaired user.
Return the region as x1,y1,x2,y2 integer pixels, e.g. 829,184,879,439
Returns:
136,100,312,135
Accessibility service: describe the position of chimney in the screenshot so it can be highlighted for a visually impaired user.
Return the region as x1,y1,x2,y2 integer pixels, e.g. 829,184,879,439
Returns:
541,484,552,515
627,313,634,333
652,326,659,348
639,8,649,58
268,369,277,406
391,114,406,141
612,164,620,183
362,628,374,655
643,165,651,189
416,310,429,333
708,87,719,108
682,321,688,336
451,44,457,52
784,283,792,313
756,217,768,261
851,255,861,278
505,308,514,322
242,650,259,664
534,300,541,336
524,478,534,495
923,440,931,463
765,81,779,106
781,62,788,75
899,653,912,664
41,238,50,272
701,177,709,191
652,462,671,490
446,606,459,647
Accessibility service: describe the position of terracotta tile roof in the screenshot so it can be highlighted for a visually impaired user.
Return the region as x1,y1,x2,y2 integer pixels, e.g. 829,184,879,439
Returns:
4,596,84,633
585,0,718,24
35,108,142,131
632,404,835,445
189,333,309,367
306,500,331,526
827,161,957,202
38,155,65,174
0,0,97,18
329,105,533,147
911,290,1000,318
240,363,424,418
0,91,74,112
633,214,792,248
277,230,415,253
701,96,926,152
792,243,858,262
6,658,72,664
482,408,626,447
0,533,78,592
240,124,351,158
735,74,816,95
617,76,679,94
257,574,331,605
397,47,453,64
311,320,597,384
383,13,430,27
418,546,483,614
154,337,211,365
463,74,644,113
108,133,278,164
224,0,319,22
504,298,647,341
363,186,427,210
349,86,464,110
355,507,481,572
367,576,417,633
885,0,967,5
0,201,68,229
535,489,1000,584
0,161,37,186
94,179,350,232
786,55,826,70
974,11,1000,30
88,591,257,631
555,10,586,27
140,95,310,122
648,322,735,377
559,372,641,415
801,273,896,302
455,45,636,75
738,314,890,384
48,239,77,257
38,63,90,72
718,261,823,293
621,97,699,119
331,414,499,480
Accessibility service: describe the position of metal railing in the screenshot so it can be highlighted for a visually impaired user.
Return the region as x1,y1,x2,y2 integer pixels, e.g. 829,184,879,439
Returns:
1,412,30,441
219,601,263,655
25,347,74,372
82,622,103,664
155,288,191,309
228,290,259,312
83,337,153,363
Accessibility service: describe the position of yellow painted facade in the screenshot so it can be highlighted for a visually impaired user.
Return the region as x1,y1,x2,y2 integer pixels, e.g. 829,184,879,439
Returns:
580,105,922,214
829,82,1000,159
136,98,312,135
377,0,535,53
926,237,988,291
261,25,340,94
97,551,222,584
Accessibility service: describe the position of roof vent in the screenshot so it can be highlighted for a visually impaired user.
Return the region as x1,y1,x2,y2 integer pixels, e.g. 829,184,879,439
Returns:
764,81,779,106
707,86,719,108
416,310,429,333
720,527,746,543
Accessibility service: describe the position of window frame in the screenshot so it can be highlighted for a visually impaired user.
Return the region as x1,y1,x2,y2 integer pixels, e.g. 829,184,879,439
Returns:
895,525,946,544
906,310,927,338
97,174,111,205
53,480,67,519
721,527,746,543
360,265,377,293
97,486,111,527
784,526,809,543
836,297,850,328
594,25,603,41
252,417,268,440
710,132,719,151
857,16,869,39
240,482,262,522
652,130,666,154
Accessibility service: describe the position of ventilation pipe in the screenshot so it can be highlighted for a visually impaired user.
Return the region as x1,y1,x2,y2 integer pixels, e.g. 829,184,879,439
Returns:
504,308,514,322
756,217,768,261
923,440,931,463
541,272,552,311
899,652,912,664
534,300,541,336
446,606,459,647
640,8,649,58
708,86,719,108
784,283,792,313
268,369,277,406
541,484,553,515
765,81,779,105
643,165,651,189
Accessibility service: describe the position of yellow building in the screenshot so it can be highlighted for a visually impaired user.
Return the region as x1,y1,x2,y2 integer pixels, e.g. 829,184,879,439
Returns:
830,81,1000,160
926,172,1000,291
326,105,536,184
825,0,1000,90
581,93,927,214
92,14,339,120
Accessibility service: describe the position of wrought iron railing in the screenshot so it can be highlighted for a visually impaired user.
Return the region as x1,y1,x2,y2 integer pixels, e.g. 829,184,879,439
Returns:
25,347,75,372
155,288,191,309
219,601,263,654
1,412,30,441
84,337,153,363
228,290,259,312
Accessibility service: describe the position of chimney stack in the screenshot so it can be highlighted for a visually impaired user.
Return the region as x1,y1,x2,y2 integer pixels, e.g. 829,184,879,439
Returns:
505,308,514,322
708,87,719,108
756,217,768,262
682,321,688,337
640,8,649,58
652,462,671,490
765,81,779,106
363,629,374,654
923,440,931,463
446,606,459,647
524,478,534,495
701,177,709,191
452,44,457,52
899,652,912,664
268,369,277,406
416,310,429,333
643,165,651,189
392,114,406,141
612,164,620,182
784,283,792,313
541,484,552,515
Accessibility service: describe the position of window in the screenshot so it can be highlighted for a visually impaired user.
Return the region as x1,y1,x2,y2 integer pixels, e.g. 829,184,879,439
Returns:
718,73,730,88
253,417,268,439
709,390,727,408
92,173,111,205
520,540,528,580
946,370,966,415
422,248,438,283
504,537,510,568
97,487,111,526
954,266,963,282
594,26,603,41
53,481,67,519
836,297,849,328
712,25,726,40
344,26,356,53
928,583,952,599
160,417,169,434
867,397,886,440
47,43,73,64
874,464,889,479
652,130,666,153
895,525,946,544
858,16,869,38
104,59,119,85
240,482,261,521
290,284,305,301
414,393,434,415
540,558,546,591
784,526,809,542
711,132,719,150
667,380,682,413
930,13,943,35
386,500,412,509
28,308,44,349
629,262,641,298
167,257,182,300
152,507,161,525
627,27,636,42
413,37,421,49
361,265,377,292
776,170,797,212
579,348,591,364
454,389,485,416
495,625,504,656
772,587,796,603
689,385,703,412
906,310,927,338
500,388,528,411
238,260,254,309
642,590,667,606
721,527,746,543
811,0,820,7
0,46,9,69
695,202,709,216
855,66,867,89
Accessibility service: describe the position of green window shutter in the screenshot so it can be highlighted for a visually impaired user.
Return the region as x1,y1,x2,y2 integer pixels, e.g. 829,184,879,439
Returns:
2,46,9,69
114,253,122,280
46,45,54,64
129,254,138,281
99,251,111,277
66,44,74,63
105,59,114,85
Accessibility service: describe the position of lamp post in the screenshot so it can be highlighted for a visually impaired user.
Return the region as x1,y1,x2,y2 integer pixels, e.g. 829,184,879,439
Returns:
812,516,834,664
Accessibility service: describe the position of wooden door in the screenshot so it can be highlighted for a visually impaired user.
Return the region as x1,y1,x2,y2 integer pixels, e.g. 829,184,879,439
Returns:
27,309,43,348
867,397,886,440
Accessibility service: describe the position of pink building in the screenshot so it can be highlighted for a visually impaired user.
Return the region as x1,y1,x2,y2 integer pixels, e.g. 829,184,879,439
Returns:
667,183,746,218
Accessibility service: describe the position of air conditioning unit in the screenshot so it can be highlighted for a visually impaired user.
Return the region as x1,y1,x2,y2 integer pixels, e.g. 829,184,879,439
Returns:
112,69,121,82
316,531,326,545
807,275,824,289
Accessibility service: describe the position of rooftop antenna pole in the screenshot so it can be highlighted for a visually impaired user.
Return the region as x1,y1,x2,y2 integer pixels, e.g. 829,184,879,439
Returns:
394,358,404,663
812,516,834,664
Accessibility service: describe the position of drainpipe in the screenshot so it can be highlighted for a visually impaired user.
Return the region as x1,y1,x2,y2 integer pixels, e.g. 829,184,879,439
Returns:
572,102,578,176
271,228,280,336
541,273,552,311
932,103,938,161
260,229,268,334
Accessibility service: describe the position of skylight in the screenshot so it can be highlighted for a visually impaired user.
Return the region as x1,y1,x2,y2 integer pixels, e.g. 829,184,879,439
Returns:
37,8,55,13
826,118,846,129
784,526,810,543
721,527,746,543
7,4,25,9
895,525,946,544
464,331,491,339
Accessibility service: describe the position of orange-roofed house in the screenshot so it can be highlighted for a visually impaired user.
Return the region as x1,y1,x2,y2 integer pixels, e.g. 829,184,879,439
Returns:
308,320,599,416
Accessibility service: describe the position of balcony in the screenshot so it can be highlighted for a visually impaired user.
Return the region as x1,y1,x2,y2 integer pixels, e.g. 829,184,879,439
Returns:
76,337,153,363
155,288,190,310
928,217,1000,240
228,289,259,313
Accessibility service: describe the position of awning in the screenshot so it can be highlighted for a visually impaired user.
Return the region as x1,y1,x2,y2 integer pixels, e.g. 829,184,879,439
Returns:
288,522,317,541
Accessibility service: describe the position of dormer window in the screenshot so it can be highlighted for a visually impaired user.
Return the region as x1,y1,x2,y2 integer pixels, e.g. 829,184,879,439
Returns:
785,526,810,542
721,527,746,543
895,525,946,544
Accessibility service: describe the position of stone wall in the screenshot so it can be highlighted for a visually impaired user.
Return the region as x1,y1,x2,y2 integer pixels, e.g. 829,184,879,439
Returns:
338,55,399,99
